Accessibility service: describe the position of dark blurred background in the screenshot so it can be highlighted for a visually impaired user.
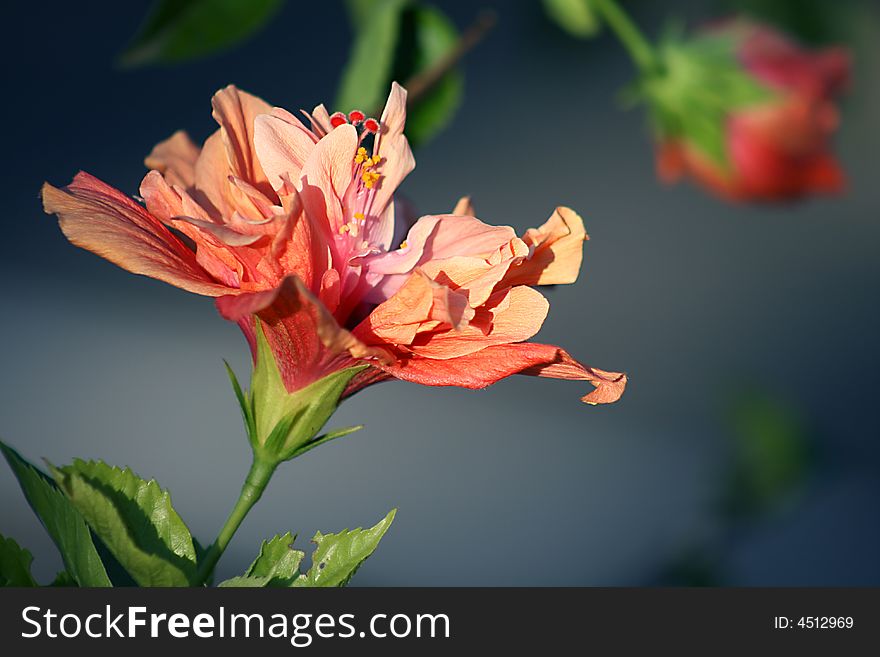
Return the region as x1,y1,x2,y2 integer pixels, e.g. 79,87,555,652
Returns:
1,0,878,585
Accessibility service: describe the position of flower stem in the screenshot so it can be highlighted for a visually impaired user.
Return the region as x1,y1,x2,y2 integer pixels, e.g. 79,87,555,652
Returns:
195,455,278,585
591,0,658,73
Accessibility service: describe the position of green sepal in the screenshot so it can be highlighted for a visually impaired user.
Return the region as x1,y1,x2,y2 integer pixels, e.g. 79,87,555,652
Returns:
0,441,112,587
234,321,368,462
293,509,396,587
0,534,38,587
50,459,198,587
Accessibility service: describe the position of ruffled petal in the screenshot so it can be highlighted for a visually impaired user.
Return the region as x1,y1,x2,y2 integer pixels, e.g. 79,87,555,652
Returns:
42,172,230,296
505,207,587,286
144,130,200,188
377,342,626,404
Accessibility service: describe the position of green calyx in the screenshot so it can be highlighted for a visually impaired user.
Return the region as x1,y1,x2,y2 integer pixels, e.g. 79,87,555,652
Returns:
226,321,367,464
631,28,774,169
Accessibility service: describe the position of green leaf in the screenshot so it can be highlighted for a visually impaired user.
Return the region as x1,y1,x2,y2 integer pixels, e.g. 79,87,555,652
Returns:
0,441,111,587
50,571,77,587
245,532,305,585
0,534,38,587
398,5,464,147
119,0,284,67
542,0,601,38
217,575,273,587
217,531,305,587
250,321,367,460
294,509,396,587
336,0,410,115
51,460,197,587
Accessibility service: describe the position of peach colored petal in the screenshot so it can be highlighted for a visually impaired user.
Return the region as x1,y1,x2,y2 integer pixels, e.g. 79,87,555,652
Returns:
296,123,358,236
409,285,549,359
42,172,231,297
519,347,628,404
144,130,200,188
505,207,587,287
367,82,416,249
254,112,319,193
362,214,519,301
210,85,272,191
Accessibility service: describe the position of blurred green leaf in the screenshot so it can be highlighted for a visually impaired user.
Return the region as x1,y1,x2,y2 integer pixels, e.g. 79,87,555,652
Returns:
722,391,813,518
294,509,396,587
542,0,601,38
0,534,38,587
51,459,197,586
337,0,468,147
120,0,284,67
336,0,410,115
1,441,111,587
395,5,464,146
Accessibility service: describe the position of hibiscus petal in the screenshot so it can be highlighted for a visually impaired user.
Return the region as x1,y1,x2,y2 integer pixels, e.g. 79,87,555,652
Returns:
296,123,358,236
378,342,626,404
42,172,230,297
365,82,416,249
144,130,200,188
216,275,390,391
210,85,273,191
408,285,549,359
362,214,519,301
505,206,587,286
254,112,320,193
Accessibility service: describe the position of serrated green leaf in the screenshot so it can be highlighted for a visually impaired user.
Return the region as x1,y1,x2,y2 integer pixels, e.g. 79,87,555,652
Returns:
245,532,305,586
0,534,38,587
399,5,464,146
336,0,410,114
0,441,111,587
217,575,273,587
119,0,283,67
52,460,197,586
542,0,601,38
50,571,77,587
294,509,396,587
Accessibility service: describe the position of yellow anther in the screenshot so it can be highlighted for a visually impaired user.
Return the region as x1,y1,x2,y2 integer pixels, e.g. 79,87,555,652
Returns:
370,155,382,166
354,146,368,164
400,240,408,249
361,170,380,188
354,212,364,220
339,224,350,234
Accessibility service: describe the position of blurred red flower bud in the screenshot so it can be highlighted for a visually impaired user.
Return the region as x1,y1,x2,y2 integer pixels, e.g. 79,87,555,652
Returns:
641,20,850,202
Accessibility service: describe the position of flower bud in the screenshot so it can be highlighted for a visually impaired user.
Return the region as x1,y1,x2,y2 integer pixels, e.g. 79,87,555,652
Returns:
637,20,850,201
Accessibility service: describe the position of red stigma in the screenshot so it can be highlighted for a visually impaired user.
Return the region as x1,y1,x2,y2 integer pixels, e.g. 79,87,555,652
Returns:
348,109,365,124
329,112,348,128
363,118,380,133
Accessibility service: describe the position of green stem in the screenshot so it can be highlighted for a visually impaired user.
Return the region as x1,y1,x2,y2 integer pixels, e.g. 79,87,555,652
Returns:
195,455,278,585
592,0,658,73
